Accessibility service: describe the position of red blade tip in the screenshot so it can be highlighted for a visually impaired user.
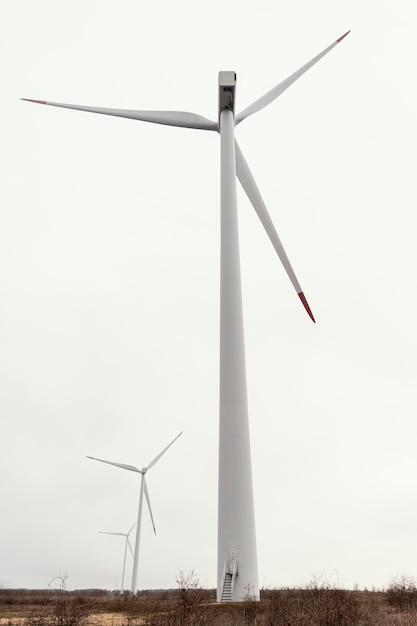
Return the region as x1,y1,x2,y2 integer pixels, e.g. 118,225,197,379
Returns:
337,30,351,43
21,98,46,104
298,292,316,323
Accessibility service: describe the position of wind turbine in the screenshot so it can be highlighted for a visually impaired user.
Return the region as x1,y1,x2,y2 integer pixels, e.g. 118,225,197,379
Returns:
87,431,182,593
99,521,136,593
23,30,349,601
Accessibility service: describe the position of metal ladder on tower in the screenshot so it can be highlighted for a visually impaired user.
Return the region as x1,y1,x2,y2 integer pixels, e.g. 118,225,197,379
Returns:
221,572,233,602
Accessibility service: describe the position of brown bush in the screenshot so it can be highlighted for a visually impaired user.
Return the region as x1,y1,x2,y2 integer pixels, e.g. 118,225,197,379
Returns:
386,576,417,612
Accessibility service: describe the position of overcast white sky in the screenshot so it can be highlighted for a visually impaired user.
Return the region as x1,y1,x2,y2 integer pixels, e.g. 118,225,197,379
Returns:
1,0,416,593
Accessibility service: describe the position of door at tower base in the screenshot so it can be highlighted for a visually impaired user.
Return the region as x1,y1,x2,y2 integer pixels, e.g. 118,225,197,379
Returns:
217,543,259,602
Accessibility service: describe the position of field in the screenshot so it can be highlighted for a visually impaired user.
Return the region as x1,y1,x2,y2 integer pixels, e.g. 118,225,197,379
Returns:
2,579,417,626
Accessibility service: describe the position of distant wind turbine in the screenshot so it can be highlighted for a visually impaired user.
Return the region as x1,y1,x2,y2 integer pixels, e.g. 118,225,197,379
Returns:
23,30,349,601
99,521,136,593
88,432,182,593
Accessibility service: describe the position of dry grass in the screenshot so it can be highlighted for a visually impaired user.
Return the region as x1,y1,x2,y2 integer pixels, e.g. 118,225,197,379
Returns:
2,581,417,626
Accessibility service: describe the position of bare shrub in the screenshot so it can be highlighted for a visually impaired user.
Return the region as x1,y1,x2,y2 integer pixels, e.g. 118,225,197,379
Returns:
140,569,212,626
386,576,417,612
260,582,369,626
24,596,91,626
298,579,367,626
259,588,302,626
121,600,143,626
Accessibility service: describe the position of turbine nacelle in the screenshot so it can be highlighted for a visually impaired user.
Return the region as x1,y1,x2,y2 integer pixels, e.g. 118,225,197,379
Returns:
218,71,236,119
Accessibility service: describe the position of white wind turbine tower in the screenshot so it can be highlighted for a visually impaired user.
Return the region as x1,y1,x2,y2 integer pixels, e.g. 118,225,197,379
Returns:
23,30,349,602
99,521,136,593
87,432,182,593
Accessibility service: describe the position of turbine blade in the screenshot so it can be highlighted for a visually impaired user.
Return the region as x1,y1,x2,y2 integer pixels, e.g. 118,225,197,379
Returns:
127,522,137,535
21,99,217,130
235,141,315,322
145,431,183,470
126,537,134,558
143,478,156,535
99,531,126,536
86,455,140,473
235,30,350,125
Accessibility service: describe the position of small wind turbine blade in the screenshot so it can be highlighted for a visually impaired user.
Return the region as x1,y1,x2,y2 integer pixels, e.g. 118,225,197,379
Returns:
143,478,156,535
21,99,217,130
145,431,183,470
126,537,134,558
235,141,315,322
87,455,140,473
127,522,137,535
99,531,126,536
235,31,350,125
